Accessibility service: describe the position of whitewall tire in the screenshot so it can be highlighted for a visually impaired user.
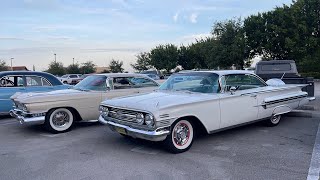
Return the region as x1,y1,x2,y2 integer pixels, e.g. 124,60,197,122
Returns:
45,108,74,133
265,114,281,127
164,119,194,153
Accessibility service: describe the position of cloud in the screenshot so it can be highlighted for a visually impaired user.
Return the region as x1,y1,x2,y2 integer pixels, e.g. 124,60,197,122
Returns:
189,13,198,23
173,12,179,22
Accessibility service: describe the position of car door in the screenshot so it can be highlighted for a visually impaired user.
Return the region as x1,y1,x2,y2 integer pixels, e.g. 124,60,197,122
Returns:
0,75,26,113
219,74,266,128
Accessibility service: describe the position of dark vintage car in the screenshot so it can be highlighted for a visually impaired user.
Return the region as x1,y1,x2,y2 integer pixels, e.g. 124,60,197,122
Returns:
0,71,70,115
255,60,314,97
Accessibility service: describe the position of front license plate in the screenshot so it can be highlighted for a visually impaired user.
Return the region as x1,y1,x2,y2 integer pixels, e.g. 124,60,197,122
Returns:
115,127,127,135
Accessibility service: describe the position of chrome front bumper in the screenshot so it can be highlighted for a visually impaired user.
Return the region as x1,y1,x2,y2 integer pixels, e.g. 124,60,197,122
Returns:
99,115,170,141
10,109,46,125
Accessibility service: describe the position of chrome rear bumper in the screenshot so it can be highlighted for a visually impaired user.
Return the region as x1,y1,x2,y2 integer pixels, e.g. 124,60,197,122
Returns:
10,109,46,125
99,115,170,141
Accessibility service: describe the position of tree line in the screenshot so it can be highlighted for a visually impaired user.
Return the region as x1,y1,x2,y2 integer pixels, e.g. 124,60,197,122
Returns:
46,59,125,75
131,0,320,77
0,59,125,75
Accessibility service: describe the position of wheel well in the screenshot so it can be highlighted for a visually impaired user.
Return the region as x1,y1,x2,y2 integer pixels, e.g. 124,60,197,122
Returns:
47,107,83,121
176,116,208,136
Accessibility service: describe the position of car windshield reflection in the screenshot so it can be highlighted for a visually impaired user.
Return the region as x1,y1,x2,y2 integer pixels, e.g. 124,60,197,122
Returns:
159,73,220,93
73,75,106,91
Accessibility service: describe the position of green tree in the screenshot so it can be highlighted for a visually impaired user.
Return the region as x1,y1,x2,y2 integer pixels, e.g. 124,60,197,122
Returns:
131,52,152,72
109,59,124,73
0,60,8,72
80,61,96,74
150,44,179,73
47,61,65,76
244,0,320,73
66,63,81,74
212,18,249,69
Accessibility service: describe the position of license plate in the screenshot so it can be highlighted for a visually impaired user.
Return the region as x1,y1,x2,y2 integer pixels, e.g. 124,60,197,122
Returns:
115,127,126,135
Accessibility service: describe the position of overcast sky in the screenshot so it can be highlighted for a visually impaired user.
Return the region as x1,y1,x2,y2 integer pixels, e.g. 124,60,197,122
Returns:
0,0,292,72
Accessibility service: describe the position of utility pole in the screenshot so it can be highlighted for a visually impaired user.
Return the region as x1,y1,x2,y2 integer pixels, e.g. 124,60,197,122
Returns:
73,58,74,65
54,53,56,63
10,58,14,71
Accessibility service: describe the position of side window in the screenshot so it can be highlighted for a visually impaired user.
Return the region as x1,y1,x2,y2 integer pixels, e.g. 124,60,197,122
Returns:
130,77,158,87
26,76,42,86
69,75,77,78
113,77,132,89
42,78,51,86
223,74,265,91
0,76,24,87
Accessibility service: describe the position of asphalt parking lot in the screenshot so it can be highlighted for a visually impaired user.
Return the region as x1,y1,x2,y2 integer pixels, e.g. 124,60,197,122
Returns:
0,83,319,180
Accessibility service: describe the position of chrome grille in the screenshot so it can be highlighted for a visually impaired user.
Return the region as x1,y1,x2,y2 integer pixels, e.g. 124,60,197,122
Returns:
107,107,138,123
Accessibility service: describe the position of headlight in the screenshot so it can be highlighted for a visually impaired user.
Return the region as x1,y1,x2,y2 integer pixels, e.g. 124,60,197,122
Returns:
136,113,144,125
22,104,28,112
145,114,154,127
99,106,109,117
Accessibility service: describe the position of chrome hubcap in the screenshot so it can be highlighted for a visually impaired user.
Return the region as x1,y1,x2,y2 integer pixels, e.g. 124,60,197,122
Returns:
173,123,190,146
271,115,280,123
52,111,70,127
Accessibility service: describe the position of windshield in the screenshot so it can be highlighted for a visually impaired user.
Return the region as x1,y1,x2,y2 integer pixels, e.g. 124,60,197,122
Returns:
74,75,106,91
159,73,220,93
61,75,68,78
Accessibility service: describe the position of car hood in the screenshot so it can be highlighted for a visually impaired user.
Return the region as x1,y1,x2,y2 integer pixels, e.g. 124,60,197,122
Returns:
11,89,96,104
101,90,218,113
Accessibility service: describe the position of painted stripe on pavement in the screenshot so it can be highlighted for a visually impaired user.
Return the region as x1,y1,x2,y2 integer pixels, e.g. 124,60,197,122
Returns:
307,121,320,180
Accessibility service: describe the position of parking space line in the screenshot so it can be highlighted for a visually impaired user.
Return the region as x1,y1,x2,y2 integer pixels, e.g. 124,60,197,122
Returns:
307,121,320,180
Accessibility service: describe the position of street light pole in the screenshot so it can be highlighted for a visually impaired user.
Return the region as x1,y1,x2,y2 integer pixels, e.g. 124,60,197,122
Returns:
10,58,14,71
73,58,74,65
54,53,56,63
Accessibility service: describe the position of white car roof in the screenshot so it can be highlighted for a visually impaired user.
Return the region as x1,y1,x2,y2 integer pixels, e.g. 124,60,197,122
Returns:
93,73,151,78
179,70,255,76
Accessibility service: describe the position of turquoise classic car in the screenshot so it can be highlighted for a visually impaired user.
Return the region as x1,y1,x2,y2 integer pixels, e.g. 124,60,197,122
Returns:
0,71,70,115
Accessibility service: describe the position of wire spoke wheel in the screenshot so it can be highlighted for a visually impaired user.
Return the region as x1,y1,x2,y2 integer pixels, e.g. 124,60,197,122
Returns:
46,108,74,133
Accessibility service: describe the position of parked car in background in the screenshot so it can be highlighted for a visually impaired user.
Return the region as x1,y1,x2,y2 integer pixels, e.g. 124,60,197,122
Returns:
10,73,159,133
99,70,313,153
74,74,91,84
0,71,70,115
140,70,164,79
60,74,82,85
255,60,314,97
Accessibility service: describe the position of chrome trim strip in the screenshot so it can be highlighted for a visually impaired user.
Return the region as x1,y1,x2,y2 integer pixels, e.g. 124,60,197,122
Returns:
262,94,308,106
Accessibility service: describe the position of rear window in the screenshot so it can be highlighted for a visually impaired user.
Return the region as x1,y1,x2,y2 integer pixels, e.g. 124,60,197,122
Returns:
261,64,291,71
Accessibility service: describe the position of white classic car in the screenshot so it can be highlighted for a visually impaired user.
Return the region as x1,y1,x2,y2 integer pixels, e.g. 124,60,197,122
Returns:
98,70,314,153
10,73,159,133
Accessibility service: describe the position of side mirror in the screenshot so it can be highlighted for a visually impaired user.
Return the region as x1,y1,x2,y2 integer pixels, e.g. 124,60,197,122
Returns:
230,86,237,95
